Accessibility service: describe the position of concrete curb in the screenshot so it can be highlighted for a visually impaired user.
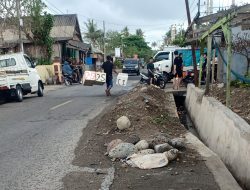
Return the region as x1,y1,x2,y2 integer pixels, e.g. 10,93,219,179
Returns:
185,132,242,190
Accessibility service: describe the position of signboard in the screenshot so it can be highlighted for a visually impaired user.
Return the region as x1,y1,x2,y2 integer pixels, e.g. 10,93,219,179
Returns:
83,71,106,86
115,48,121,58
83,71,96,86
95,72,106,85
116,73,128,86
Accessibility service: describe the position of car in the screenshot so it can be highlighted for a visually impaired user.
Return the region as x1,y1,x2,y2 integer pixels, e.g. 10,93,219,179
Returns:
0,52,44,102
122,58,140,75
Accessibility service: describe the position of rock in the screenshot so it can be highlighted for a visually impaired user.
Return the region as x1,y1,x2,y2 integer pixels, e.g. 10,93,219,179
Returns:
135,140,149,151
165,149,179,161
117,116,131,130
148,134,170,149
140,87,147,92
107,139,123,153
168,138,185,149
125,134,140,144
109,143,137,159
137,149,155,155
217,83,224,88
154,143,173,153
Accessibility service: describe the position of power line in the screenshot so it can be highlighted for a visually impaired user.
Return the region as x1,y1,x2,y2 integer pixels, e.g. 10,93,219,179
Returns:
43,0,64,14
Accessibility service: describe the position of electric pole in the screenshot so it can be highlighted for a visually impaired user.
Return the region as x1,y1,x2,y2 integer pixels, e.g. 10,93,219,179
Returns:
16,0,23,52
103,20,106,61
185,0,198,86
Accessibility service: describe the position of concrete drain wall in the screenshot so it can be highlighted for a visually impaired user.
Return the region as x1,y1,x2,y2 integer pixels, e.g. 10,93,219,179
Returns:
185,84,250,189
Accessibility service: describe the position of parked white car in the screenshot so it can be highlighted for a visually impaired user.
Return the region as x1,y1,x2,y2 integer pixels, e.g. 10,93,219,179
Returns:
0,53,44,102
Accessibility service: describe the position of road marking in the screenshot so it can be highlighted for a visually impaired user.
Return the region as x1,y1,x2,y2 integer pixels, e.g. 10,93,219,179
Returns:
50,100,72,111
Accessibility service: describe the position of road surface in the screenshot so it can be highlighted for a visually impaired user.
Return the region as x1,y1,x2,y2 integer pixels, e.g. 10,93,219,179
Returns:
0,75,139,190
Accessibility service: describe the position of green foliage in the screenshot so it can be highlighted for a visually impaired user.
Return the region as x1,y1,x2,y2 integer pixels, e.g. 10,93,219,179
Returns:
35,57,52,65
231,79,250,88
24,0,54,61
123,35,153,61
84,19,103,47
105,31,122,55
136,28,144,37
122,26,129,37
114,59,123,69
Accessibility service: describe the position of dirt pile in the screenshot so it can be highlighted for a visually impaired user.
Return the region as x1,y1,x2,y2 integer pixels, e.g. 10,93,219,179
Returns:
209,85,250,124
66,84,219,190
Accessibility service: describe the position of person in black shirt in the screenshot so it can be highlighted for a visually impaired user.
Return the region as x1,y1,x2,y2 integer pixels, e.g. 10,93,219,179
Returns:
173,51,183,90
147,57,155,85
102,55,117,96
202,53,207,81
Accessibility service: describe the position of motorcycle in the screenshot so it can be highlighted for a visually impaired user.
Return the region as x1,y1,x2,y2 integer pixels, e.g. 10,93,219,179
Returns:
182,69,195,86
63,66,83,86
140,71,167,89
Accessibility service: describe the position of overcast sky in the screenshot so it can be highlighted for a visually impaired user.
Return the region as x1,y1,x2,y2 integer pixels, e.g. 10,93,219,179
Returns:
45,0,249,47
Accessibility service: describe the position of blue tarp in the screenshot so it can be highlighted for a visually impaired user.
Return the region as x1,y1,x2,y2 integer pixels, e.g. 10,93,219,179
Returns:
176,49,204,67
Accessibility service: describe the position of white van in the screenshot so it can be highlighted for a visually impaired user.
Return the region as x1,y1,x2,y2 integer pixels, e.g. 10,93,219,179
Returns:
0,53,44,102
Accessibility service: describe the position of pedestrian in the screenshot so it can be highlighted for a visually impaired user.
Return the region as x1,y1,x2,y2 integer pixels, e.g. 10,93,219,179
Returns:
147,57,155,85
202,53,207,82
173,51,183,90
102,55,118,96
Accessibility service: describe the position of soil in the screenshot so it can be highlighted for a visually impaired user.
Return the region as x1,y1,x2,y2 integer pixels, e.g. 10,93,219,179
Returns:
209,85,250,124
62,85,219,190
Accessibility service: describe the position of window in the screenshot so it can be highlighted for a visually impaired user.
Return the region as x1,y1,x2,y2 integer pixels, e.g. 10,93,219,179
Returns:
24,56,33,68
155,52,170,61
0,58,16,68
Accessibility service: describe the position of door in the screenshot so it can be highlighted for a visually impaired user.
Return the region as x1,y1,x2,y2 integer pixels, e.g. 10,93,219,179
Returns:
24,55,39,92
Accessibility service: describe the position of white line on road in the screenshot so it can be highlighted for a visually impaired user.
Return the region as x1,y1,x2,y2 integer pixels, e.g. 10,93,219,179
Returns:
50,100,72,111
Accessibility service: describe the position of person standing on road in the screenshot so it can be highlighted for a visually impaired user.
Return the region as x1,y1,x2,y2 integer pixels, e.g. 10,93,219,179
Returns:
173,51,183,90
147,57,155,85
102,55,118,96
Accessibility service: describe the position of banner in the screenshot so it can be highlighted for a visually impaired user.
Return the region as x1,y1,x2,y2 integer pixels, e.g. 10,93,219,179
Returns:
116,73,128,86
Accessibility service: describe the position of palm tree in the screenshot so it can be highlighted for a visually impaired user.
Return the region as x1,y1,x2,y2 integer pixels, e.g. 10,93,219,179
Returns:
84,19,103,47
136,28,144,37
151,42,157,49
122,26,129,37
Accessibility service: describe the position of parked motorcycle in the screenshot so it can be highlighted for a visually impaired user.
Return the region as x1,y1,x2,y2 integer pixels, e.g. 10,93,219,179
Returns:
182,69,195,86
140,71,167,89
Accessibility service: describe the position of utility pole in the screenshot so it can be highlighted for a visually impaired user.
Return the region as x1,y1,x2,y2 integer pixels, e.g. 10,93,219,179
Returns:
103,20,106,61
16,0,24,52
185,0,198,86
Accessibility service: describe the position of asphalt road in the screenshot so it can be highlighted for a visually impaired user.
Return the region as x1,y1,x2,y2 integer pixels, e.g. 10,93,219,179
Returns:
0,75,139,190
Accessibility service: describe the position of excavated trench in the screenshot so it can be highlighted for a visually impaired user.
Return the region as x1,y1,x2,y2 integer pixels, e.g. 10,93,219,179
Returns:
173,94,199,137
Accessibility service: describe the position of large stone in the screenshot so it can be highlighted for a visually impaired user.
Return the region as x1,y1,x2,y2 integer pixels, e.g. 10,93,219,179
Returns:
135,140,149,151
125,134,140,144
107,139,123,153
117,116,131,130
108,143,137,159
154,143,173,153
168,138,185,149
165,149,179,161
137,149,155,155
149,134,170,149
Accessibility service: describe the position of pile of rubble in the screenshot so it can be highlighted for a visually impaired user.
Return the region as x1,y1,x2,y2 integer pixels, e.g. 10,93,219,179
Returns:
105,115,185,169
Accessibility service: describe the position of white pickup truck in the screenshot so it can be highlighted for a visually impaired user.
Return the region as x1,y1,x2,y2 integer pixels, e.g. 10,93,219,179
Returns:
0,53,44,102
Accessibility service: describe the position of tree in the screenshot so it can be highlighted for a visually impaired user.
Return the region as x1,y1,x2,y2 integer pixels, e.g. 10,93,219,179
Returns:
171,29,186,47
84,19,103,47
136,28,144,37
123,35,153,61
232,33,250,77
0,0,54,60
151,42,157,49
122,26,129,37
105,31,122,55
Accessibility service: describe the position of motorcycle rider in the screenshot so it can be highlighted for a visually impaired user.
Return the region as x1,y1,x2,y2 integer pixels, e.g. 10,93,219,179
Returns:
147,57,155,85
62,58,74,77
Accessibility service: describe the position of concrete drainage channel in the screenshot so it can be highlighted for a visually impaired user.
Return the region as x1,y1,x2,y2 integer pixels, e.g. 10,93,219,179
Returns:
173,94,199,138
172,93,243,190
172,84,250,190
